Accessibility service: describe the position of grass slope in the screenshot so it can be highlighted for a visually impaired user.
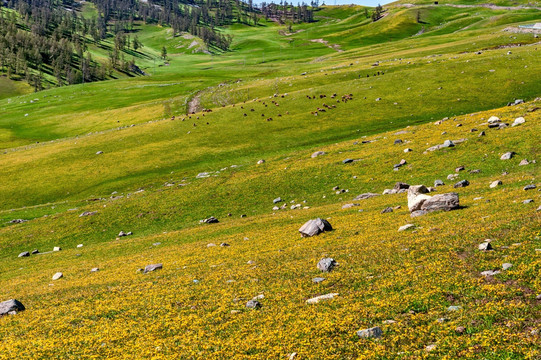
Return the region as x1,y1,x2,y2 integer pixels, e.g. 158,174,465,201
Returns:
0,3,540,359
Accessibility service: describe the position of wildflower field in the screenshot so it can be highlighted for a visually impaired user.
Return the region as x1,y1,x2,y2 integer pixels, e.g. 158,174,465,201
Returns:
0,1,540,359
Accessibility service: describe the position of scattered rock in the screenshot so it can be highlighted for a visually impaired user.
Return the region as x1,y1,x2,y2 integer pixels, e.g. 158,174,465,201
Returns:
454,180,469,188
455,326,466,334
512,117,525,127
447,305,462,311
410,210,428,217
381,207,393,213
342,203,360,209
490,180,502,188
273,197,282,204
9,219,27,224
407,185,431,211
53,247,62,252
398,224,415,232
394,139,403,145
201,216,219,224
317,258,337,272
487,116,501,124
342,159,354,164
91,268,99,272
220,243,230,247
306,293,339,304
421,193,459,212
31,249,39,254
18,252,30,258
382,320,396,325
311,151,326,158
502,263,513,270
523,185,536,191
455,165,465,172
299,218,333,237
404,148,412,153
356,326,383,339
118,231,133,237
79,211,97,217
144,264,162,273
478,131,485,136
478,241,493,251
246,300,261,309
481,270,500,277
96,151,103,155
425,344,437,352
0,299,25,316
312,277,326,284
434,180,445,187
500,152,515,160
354,193,380,200
519,159,530,166
257,159,265,164
523,199,533,204
52,272,63,280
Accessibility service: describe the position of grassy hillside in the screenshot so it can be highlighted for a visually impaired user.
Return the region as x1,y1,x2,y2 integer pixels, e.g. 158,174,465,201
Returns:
0,2,540,359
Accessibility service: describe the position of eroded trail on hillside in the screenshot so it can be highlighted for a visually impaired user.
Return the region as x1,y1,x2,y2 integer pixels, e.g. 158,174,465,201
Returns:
397,3,541,10
187,93,201,114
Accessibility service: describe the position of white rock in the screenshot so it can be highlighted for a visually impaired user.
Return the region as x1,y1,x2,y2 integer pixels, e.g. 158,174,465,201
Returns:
489,180,502,188
306,293,339,304
52,272,63,280
511,117,525,127
398,224,415,232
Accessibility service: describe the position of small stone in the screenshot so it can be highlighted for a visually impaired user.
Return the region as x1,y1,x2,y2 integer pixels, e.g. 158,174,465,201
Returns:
207,243,216,247
442,140,454,148
18,252,30,258
404,148,412,153
478,242,493,251
246,300,261,309
0,299,25,316
77,244,83,248
354,193,380,200
289,353,298,360
306,293,339,304
500,152,515,160
478,131,485,136
398,224,415,232
299,218,332,237
523,184,536,190
455,165,465,172
481,270,500,276
434,179,445,187
342,203,360,209
342,159,354,164
519,159,530,166
31,249,39,254
455,326,466,334
311,151,326,158
317,258,337,272
502,263,513,270
425,344,437,352
490,180,502,188
79,211,97,217
96,151,103,155
382,320,396,325
394,139,403,145
52,272,63,280
143,264,162,273
91,268,99,272
312,277,326,284
381,207,393,213
356,326,383,339
523,199,534,204
511,117,525,127
273,197,282,203
447,305,462,311
454,180,469,188
220,243,230,247
53,247,62,251
257,159,265,164
201,216,219,224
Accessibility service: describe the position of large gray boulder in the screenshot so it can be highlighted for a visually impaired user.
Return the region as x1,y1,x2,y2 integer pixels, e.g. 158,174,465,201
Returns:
299,218,332,237
421,193,459,212
0,299,25,316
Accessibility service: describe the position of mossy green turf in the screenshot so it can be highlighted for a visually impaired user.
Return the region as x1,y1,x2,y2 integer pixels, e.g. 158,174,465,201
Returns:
0,3,540,358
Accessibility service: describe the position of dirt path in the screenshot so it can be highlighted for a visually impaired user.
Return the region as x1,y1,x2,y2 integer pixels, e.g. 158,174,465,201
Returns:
187,93,201,114
310,38,343,52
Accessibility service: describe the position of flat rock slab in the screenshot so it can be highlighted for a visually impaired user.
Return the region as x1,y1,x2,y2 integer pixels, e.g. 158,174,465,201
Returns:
306,293,339,304
421,193,459,212
354,193,380,200
144,264,163,273
299,218,332,237
0,299,25,316
18,252,30,258
356,326,383,339
398,224,415,232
